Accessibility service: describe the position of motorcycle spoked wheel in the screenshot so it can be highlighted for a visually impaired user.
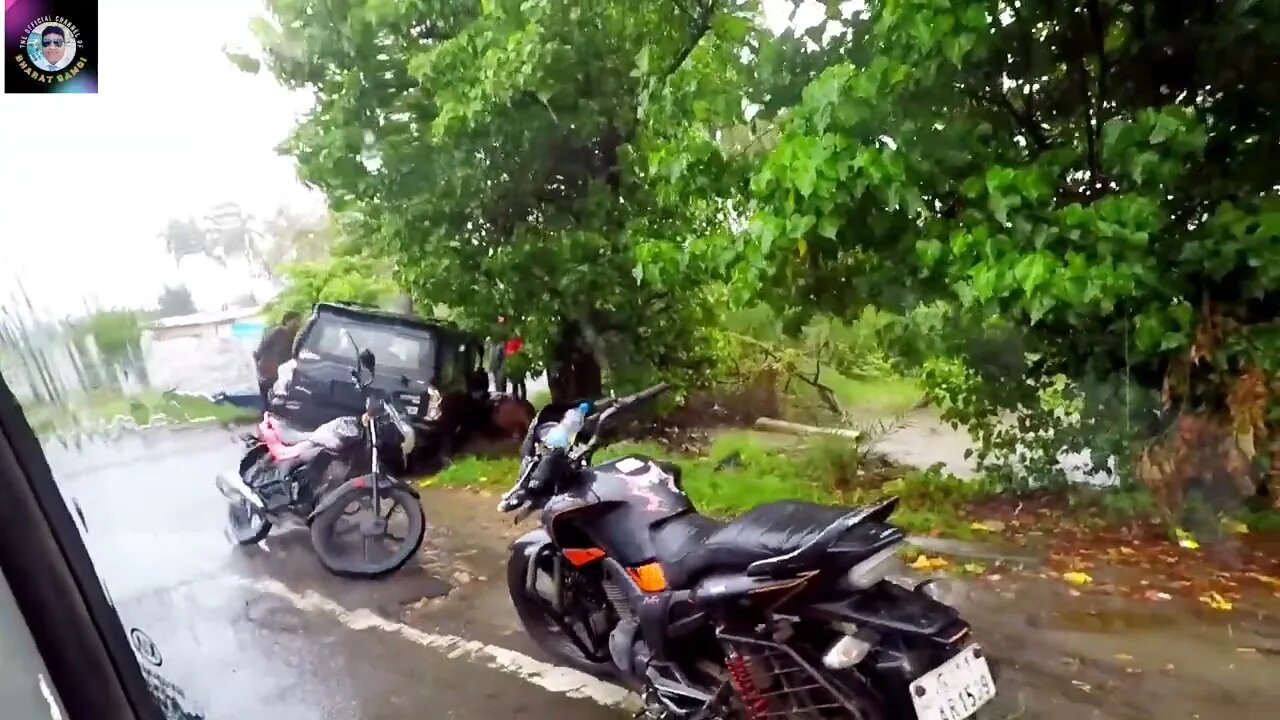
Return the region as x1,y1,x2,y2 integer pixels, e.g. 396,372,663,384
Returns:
506,554,618,679
309,486,425,578
227,498,272,545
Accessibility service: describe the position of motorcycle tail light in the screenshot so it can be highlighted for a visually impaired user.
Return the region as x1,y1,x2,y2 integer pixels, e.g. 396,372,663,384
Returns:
823,634,872,670
845,544,902,590
916,578,962,605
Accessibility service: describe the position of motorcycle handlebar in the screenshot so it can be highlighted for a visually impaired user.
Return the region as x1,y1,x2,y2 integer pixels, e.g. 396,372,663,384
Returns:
510,383,672,507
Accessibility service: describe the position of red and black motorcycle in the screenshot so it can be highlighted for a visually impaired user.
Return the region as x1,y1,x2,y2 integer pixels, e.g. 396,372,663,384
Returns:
216,334,426,578
499,384,996,719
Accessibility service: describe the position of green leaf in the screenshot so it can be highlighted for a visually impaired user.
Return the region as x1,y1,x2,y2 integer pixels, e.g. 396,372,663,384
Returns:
1013,253,1050,295
817,213,841,239
1149,113,1181,144
989,194,1009,224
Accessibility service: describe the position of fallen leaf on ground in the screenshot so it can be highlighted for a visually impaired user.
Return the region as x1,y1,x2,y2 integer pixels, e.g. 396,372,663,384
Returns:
1114,653,1135,662
1198,592,1233,611
1062,571,1094,586
1222,519,1249,535
1143,590,1173,602
1175,528,1200,550
1249,573,1280,587
961,563,987,574
969,520,1006,532
910,554,950,571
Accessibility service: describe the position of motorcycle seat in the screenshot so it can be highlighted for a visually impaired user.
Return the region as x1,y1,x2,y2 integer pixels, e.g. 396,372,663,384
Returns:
651,501,860,589
266,415,312,445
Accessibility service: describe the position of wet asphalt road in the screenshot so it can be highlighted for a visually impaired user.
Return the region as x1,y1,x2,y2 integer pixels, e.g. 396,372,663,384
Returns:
46,426,625,720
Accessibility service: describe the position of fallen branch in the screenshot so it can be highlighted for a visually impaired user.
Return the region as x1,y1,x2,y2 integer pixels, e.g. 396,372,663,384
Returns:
755,417,862,441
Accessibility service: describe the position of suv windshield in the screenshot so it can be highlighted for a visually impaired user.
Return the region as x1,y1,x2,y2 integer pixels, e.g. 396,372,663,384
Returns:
302,317,436,377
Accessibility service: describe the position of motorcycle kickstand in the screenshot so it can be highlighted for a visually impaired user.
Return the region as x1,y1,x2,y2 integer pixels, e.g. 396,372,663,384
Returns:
636,682,731,720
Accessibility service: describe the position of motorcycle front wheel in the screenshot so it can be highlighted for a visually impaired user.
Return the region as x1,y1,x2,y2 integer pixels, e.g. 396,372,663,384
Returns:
227,498,272,545
309,486,425,578
506,550,618,679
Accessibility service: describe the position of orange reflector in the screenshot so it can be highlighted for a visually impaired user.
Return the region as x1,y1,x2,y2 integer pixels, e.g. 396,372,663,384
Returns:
563,548,606,567
627,563,668,592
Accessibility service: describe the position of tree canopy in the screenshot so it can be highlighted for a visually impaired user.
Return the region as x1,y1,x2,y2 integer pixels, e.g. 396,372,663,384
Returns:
246,0,1280,502
250,0,840,397
746,0,1280,490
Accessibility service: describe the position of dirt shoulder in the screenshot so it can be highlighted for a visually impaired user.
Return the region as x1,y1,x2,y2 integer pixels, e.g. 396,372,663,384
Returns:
406,486,1280,720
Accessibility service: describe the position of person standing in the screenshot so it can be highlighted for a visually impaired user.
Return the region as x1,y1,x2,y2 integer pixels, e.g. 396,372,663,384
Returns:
504,334,527,400
253,310,302,411
487,315,509,393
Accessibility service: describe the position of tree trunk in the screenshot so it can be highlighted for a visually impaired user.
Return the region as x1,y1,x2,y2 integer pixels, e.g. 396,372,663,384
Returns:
548,321,602,403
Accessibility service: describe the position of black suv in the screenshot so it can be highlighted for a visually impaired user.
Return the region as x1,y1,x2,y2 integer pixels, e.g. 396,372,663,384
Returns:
271,303,482,458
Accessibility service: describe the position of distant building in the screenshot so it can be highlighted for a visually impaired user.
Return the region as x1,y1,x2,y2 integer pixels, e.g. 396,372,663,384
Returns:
141,306,267,394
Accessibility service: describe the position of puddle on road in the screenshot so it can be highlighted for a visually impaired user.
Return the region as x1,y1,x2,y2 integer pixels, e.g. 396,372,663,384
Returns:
1035,607,1182,633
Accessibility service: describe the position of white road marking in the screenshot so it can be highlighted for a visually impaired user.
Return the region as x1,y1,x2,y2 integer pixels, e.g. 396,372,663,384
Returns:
247,577,635,709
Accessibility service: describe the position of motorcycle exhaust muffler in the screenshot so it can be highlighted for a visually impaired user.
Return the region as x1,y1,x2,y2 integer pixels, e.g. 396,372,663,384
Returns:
216,471,266,510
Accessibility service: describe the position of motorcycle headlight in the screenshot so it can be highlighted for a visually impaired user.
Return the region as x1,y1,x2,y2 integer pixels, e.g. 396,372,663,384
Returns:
272,360,297,395
423,386,442,421
845,544,903,590
398,419,415,456
386,405,415,456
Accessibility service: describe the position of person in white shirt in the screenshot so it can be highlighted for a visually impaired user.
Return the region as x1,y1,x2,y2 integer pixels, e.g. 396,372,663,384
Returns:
33,26,70,72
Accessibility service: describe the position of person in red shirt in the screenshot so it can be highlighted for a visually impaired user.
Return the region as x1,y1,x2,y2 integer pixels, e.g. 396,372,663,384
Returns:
503,334,526,400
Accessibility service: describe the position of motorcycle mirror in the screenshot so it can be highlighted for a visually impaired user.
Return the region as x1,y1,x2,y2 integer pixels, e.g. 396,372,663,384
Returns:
340,328,360,354
358,348,376,374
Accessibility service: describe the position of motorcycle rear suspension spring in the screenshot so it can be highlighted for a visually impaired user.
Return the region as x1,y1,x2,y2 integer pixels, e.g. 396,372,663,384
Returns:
721,633,866,718
725,652,768,719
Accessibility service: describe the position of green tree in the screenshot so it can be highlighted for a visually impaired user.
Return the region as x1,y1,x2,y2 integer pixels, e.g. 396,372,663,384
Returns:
261,206,335,272
245,0,788,400
748,0,1280,500
161,203,273,279
73,309,146,389
263,251,400,324
155,285,197,318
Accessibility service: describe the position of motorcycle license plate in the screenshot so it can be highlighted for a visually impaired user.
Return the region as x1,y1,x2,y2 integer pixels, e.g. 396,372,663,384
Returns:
909,645,995,720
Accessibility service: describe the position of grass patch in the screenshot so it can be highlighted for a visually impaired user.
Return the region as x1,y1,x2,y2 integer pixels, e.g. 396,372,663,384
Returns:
425,453,522,492
824,373,924,414
24,390,259,435
419,427,988,538
90,391,258,425
527,388,552,411
783,367,924,421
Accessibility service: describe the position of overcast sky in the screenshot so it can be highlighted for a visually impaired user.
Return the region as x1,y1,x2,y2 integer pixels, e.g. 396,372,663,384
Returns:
0,0,826,319
0,0,319,317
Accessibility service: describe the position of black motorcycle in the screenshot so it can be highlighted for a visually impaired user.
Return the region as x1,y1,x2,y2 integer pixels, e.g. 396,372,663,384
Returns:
216,332,426,578
498,384,996,719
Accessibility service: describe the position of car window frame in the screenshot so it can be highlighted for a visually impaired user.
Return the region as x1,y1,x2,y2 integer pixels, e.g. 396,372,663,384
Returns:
0,375,168,719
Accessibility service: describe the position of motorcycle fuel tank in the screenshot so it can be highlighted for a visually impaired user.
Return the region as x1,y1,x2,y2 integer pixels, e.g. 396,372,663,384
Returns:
542,454,693,566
